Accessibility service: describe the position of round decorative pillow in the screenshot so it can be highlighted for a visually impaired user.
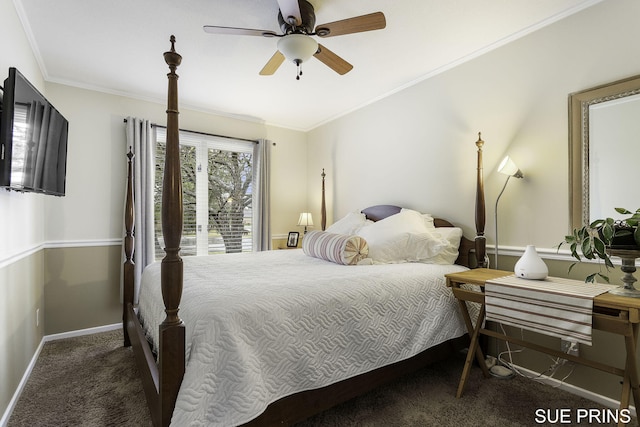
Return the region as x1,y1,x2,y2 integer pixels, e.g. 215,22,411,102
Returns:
302,230,369,265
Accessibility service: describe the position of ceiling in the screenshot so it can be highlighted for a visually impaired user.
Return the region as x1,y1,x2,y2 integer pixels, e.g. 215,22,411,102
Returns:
15,0,601,131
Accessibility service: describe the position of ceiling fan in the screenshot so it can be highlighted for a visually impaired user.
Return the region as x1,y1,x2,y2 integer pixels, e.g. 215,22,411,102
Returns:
203,0,386,79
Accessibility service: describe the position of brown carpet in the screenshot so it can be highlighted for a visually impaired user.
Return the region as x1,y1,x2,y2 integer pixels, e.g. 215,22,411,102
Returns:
7,329,631,426
8,330,151,427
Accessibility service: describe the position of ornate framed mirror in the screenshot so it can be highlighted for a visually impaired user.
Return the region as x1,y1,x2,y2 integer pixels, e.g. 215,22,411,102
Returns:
569,74,640,229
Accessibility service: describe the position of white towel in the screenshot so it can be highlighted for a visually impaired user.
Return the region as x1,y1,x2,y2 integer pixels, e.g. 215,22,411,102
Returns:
485,275,617,345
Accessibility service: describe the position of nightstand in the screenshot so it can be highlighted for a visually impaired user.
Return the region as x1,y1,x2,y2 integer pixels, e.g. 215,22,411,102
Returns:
445,268,640,419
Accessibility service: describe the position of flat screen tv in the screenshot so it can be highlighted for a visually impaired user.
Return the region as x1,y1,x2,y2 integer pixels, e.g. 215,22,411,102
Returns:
0,67,68,196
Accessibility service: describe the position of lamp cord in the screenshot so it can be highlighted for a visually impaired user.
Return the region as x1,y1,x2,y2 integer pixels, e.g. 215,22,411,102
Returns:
494,175,512,269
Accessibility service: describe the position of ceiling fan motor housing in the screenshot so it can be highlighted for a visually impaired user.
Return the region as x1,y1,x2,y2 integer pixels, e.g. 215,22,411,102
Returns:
278,0,316,34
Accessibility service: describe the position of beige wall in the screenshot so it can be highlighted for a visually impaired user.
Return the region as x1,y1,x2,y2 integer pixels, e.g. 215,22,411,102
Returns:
0,252,44,421
43,246,122,335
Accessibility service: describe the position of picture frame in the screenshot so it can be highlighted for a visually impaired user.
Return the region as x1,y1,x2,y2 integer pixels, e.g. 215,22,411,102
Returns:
287,231,300,248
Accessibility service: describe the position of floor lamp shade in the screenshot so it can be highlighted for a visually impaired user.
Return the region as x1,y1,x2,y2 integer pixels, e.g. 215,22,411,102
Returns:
498,156,523,179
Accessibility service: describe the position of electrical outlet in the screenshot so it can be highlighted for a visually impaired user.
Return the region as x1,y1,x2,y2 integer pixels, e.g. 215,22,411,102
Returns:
561,339,579,357
36,308,39,327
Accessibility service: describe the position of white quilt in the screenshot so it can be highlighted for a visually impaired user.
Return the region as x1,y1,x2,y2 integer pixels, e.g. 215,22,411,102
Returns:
138,249,469,426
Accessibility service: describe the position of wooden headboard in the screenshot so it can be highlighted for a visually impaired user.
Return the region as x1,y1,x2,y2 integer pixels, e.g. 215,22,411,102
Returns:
361,204,477,268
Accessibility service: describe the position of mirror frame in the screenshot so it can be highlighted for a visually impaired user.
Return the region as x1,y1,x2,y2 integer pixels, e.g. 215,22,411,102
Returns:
569,74,640,229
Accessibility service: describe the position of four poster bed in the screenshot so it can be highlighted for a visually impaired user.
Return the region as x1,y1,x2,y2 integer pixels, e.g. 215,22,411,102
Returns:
123,37,488,427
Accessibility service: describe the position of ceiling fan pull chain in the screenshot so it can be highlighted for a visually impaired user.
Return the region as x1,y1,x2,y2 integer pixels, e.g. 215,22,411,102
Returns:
295,59,302,80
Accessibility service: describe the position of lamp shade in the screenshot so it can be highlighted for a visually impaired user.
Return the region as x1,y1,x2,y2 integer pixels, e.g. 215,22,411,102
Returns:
498,156,523,178
297,212,314,227
278,34,318,64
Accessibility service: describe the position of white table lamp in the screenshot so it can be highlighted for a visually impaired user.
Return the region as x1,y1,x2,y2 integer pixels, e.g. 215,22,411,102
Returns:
298,212,314,234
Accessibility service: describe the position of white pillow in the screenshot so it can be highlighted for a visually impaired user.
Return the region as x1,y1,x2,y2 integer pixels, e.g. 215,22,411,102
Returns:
364,232,449,264
356,209,448,264
400,208,436,228
421,227,463,265
326,211,369,235
421,213,435,228
400,208,436,229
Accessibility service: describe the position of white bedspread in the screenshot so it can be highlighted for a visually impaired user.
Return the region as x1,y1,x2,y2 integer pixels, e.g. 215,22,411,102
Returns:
138,249,468,426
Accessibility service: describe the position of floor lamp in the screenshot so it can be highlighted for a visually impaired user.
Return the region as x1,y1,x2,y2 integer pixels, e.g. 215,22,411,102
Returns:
494,156,523,269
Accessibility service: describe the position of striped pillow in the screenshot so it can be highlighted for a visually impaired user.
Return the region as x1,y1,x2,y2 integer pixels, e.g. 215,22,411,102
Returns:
302,230,369,265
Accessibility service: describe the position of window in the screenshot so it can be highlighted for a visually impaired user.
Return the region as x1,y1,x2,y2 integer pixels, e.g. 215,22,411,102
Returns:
154,128,255,260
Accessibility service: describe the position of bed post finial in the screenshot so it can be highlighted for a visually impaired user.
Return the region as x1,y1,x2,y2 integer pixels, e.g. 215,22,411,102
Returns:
164,35,180,65
475,133,487,267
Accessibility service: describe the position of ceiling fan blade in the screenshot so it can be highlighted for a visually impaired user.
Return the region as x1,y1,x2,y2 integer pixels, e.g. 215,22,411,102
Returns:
315,12,386,38
259,51,286,75
276,0,302,26
314,44,353,75
203,25,278,37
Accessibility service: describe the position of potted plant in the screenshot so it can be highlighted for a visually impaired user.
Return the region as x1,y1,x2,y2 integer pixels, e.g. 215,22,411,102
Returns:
560,207,640,283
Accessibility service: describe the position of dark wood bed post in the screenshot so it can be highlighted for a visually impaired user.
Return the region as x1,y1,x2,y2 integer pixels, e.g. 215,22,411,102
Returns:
122,37,185,427
321,168,326,231
158,35,186,427
123,148,135,347
474,133,488,268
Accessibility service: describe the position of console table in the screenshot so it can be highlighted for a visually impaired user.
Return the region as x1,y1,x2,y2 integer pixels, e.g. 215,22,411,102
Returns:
445,268,640,416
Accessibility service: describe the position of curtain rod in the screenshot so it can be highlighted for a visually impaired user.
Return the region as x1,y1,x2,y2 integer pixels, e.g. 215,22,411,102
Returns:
123,118,259,144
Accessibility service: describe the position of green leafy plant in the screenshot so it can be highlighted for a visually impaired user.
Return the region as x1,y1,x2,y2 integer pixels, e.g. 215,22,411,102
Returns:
559,208,640,283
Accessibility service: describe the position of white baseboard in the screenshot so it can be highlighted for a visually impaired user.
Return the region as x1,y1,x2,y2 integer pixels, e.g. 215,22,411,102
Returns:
0,323,122,427
43,323,121,342
0,339,44,427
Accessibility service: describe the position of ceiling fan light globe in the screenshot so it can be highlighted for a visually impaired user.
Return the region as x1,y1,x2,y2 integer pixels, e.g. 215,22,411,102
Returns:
277,34,318,63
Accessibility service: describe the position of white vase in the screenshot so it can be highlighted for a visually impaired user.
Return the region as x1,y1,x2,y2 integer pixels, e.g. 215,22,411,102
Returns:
514,245,548,280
